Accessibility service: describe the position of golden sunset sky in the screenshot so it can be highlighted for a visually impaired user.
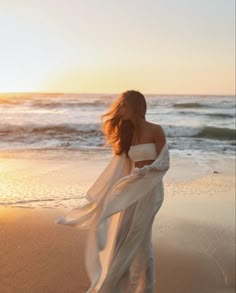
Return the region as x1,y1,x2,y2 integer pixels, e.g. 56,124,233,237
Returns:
0,0,235,94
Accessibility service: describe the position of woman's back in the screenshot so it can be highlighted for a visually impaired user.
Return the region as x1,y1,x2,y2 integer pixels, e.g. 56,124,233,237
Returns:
128,142,158,162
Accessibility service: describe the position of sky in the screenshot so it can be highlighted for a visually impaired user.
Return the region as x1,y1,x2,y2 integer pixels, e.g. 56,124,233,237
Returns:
0,0,235,95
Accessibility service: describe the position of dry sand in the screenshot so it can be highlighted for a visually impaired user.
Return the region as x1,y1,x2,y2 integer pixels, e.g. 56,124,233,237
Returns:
0,151,235,293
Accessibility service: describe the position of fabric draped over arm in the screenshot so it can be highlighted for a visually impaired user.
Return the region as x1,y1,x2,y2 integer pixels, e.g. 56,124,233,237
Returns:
55,142,170,293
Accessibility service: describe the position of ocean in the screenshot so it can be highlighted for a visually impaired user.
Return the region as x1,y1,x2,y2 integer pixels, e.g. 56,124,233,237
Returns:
0,93,235,208
0,93,235,157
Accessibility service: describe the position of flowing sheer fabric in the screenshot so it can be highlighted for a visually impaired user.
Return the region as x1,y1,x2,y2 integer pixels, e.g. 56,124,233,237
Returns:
55,143,170,293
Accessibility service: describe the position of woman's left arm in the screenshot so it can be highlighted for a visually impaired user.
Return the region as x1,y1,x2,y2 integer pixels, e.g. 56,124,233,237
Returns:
153,125,167,157
132,125,169,176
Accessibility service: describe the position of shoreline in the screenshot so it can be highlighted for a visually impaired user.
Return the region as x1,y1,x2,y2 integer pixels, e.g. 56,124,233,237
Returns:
0,150,235,292
0,148,234,208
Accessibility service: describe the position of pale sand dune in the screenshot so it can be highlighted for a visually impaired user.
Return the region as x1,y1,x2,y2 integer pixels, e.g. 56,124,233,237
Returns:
0,153,235,293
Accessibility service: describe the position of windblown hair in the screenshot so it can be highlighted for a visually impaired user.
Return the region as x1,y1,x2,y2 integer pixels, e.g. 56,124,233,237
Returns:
100,90,147,157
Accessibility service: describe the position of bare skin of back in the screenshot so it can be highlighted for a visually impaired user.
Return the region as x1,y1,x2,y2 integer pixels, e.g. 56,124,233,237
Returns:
131,120,166,168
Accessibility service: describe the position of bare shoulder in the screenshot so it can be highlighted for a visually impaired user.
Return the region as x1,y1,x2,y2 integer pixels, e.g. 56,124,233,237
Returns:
146,121,164,134
147,122,166,144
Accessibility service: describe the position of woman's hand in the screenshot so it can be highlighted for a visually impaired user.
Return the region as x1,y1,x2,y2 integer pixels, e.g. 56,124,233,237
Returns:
132,165,149,176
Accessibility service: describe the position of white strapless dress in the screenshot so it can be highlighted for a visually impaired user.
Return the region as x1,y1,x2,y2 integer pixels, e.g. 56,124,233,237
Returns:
55,142,170,293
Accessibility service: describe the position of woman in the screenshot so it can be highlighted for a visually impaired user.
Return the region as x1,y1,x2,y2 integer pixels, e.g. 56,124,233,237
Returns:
55,90,170,293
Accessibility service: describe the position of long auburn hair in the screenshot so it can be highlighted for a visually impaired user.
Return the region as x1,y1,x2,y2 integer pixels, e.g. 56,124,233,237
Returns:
100,90,147,157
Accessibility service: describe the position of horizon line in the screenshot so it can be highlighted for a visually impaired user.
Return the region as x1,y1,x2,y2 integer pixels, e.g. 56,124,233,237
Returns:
0,91,235,97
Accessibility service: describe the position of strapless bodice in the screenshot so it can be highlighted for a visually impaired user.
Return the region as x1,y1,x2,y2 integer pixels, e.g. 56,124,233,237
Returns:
128,143,158,162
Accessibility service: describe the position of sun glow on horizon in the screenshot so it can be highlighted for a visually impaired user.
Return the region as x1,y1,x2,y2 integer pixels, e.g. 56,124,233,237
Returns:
0,0,235,95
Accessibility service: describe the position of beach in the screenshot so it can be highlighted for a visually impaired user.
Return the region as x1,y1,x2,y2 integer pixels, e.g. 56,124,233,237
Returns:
1,0,235,289
0,151,235,293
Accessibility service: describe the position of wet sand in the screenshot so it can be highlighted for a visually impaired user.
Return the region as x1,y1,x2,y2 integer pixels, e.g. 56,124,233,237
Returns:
0,151,235,292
